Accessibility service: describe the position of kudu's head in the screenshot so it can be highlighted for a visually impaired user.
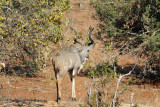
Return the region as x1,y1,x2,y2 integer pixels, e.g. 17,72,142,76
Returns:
74,27,95,60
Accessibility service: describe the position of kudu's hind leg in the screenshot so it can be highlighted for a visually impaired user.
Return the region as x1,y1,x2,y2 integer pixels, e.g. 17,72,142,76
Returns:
55,71,62,103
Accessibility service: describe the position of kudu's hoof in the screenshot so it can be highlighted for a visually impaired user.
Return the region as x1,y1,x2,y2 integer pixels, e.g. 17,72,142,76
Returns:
57,97,61,104
71,98,76,101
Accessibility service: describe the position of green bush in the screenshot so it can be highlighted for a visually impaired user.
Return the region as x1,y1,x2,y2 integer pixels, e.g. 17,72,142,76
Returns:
88,62,115,78
91,0,160,69
0,0,71,73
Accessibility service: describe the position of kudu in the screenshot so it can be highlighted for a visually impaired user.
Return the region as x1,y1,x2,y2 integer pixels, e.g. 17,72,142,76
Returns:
52,27,95,103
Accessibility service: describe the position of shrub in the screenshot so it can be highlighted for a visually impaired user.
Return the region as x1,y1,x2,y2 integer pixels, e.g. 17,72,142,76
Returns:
91,0,160,70
0,0,71,74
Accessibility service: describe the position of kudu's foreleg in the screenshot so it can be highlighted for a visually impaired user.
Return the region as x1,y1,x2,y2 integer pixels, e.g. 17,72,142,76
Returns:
71,68,79,101
72,77,76,101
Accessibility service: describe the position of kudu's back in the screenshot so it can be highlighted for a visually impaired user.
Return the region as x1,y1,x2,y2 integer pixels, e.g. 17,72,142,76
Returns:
53,49,81,78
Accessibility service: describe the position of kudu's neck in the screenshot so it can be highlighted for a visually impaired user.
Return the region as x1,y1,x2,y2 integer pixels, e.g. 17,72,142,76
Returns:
79,51,87,63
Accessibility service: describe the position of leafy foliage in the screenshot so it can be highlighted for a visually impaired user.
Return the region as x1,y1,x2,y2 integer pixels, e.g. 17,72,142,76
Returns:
0,0,71,74
91,0,160,70
88,62,115,78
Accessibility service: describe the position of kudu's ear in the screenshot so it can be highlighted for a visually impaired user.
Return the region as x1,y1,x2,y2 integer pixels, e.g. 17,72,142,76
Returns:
68,45,82,53
88,44,95,50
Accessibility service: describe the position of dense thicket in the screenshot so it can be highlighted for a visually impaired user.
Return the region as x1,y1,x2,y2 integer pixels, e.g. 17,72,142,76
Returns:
92,0,160,71
0,0,70,74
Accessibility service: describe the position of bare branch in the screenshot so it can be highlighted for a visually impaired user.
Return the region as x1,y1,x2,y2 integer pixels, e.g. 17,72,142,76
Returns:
93,75,101,96
131,92,134,107
129,29,160,55
151,28,160,37
112,52,140,107
93,75,102,106
88,78,91,103
0,6,13,13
